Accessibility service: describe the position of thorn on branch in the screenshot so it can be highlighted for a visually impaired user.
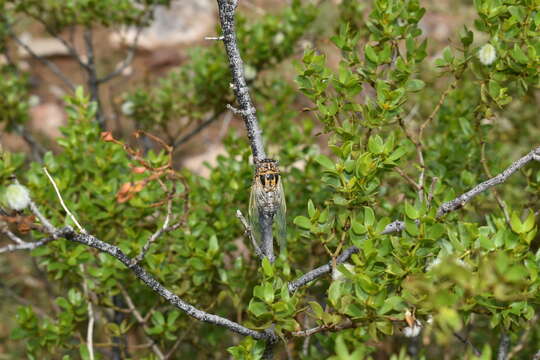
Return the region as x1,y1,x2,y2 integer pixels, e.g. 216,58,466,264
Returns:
226,104,256,116
205,36,224,41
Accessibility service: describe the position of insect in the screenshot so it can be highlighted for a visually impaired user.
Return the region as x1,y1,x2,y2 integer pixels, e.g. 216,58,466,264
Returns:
249,159,287,255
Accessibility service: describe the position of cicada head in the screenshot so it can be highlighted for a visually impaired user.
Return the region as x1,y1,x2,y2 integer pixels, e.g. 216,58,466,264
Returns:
254,159,280,193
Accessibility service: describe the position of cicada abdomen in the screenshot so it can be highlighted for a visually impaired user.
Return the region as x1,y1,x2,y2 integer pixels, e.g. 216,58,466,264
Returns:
248,159,287,256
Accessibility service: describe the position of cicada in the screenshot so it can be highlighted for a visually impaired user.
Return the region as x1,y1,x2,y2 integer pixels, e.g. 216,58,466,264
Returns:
249,159,287,255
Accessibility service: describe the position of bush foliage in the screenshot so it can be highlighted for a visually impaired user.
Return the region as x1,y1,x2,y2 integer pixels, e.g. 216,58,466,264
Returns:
1,0,539,359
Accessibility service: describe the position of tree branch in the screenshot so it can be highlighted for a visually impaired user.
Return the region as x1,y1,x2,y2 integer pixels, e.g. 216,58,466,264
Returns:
289,146,540,292
83,27,105,130
437,146,540,217
172,111,223,148
59,227,267,339
216,0,266,163
453,331,481,357
97,25,143,84
8,30,75,90
0,235,55,254
497,332,510,360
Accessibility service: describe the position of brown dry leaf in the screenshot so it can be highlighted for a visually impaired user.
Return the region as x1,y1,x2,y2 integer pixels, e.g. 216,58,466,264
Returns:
101,132,115,142
116,182,134,203
131,166,147,174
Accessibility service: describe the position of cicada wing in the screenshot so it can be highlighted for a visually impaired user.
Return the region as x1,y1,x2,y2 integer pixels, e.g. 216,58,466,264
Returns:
248,180,263,248
275,179,287,255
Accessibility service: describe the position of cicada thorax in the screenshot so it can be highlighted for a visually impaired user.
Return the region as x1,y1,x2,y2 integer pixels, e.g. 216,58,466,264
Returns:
254,159,281,215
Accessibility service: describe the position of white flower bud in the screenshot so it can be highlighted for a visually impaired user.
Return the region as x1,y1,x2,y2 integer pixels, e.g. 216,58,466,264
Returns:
426,257,442,272
4,184,31,211
28,95,40,107
273,32,285,45
403,322,422,338
244,64,257,81
478,43,497,66
332,263,355,281
121,101,135,116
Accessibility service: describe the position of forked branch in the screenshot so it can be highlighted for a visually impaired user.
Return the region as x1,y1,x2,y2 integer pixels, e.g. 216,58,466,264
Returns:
289,146,540,292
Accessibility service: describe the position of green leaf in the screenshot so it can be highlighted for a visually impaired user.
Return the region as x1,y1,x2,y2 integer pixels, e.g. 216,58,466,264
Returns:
378,295,404,315
328,281,342,307
405,79,425,92
248,300,268,318
294,216,311,230
152,311,165,326
352,220,367,235
364,207,375,227
307,199,316,218
510,212,524,234
315,154,335,170
208,235,219,255
511,44,528,64
262,257,274,277
309,301,324,318
522,211,536,233
368,135,384,154
405,202,420,220
263,282,274,304
365,45,379,64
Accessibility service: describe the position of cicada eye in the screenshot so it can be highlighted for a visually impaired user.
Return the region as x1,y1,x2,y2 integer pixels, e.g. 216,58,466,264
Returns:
266,174,274,182
259,175,266,186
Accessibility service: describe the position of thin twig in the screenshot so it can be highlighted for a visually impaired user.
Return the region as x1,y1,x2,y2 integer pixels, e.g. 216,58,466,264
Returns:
43,167,86,233
28,200,56,234
97,7,152,84
507,313,540,359
119,285,165,360
23,13,90,71
454,332,481,357
291,319,357,337
427,176,439,209
397,110,425,200
16,125,46,163
480,142,510,223
9,31,75,90
0,236,54,253
418,79,457,141
132,192,173,265
80,264,95,360
236,209,262,259
394,167,421,190
0,226,26,244
172,111,223,148
97,30,140,84
12,176,56,234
